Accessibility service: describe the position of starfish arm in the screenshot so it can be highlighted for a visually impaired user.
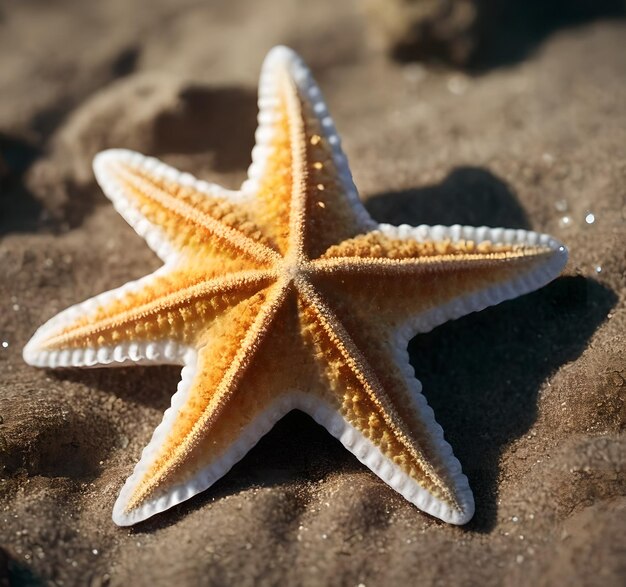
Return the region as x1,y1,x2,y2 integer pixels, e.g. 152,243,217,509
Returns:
243,46,376,258
294,279,473,524
313,224,568,336
301,398,473,525
93,149,281,265
23,267,274,368
112,280,298,525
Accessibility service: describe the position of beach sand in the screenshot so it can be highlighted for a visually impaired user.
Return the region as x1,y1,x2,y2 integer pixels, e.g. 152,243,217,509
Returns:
1,1,624,585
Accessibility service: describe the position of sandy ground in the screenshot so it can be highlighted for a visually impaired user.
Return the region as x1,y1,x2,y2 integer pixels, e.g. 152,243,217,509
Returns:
1,1,625,585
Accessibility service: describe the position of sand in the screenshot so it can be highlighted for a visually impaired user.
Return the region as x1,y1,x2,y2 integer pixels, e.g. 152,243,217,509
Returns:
1,1,625,585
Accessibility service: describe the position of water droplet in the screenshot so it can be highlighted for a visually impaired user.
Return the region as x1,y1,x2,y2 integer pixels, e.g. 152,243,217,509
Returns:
558,216,571,228
1,341,8,349
595,265,602,274
92,549,98,555
585,212,595,224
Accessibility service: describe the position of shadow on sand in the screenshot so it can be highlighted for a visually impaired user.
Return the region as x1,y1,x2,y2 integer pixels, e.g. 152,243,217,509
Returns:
0,134,43,236
389,0,625,72
1,85,259,236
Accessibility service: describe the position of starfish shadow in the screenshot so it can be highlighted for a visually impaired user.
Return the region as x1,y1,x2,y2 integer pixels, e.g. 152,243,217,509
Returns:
366,166,531,229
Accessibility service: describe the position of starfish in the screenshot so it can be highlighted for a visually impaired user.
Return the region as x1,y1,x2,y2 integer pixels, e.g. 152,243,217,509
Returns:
23,46,567,527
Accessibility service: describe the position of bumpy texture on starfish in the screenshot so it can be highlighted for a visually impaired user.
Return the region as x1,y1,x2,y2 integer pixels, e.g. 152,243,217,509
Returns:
24,46,567,526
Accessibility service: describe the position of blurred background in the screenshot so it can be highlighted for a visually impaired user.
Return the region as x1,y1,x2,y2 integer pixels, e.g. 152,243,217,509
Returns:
1,0,624,234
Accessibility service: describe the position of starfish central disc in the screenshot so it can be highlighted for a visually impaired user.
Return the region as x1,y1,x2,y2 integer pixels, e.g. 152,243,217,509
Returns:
280,258,311,283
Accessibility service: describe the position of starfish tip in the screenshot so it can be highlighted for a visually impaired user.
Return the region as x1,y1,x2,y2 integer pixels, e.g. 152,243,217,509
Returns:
22,336,40,366
263,45,300,67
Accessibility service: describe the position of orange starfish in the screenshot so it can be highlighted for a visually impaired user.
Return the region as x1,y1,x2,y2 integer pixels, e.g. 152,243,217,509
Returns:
23,47,567,526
